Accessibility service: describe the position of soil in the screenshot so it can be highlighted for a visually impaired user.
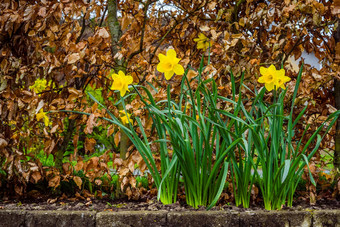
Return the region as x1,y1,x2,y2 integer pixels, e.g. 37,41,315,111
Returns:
0,196,338,212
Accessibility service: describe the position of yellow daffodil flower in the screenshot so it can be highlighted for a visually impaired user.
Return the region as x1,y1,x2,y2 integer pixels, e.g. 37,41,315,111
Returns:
110,70,133,97
29,78,48,94
194,33,212,51
275,73,291,90
157,49,184,80
36,109,49,126
119,110,131,125
258,65,290,91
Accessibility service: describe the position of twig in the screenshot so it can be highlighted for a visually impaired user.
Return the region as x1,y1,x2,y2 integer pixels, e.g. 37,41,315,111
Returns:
232,0,246,22
312,29,334,55
76,11,87,44
99,6,108,27
282,35,305,65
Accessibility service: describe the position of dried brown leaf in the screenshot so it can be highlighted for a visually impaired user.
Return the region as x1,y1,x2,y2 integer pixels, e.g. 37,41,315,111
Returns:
84,114,96,134
73,176,82,189
114,132,120,147
96,28,110,39
31,171,42,183
67,53,80,64
85,137,96,154
48,175,60,188
0,138,8,149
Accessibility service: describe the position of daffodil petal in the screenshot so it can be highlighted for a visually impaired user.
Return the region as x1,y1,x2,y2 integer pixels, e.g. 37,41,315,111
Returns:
170,56,180,65
267,64,277,75
199,33,206,39
260,66,268,76
258,76,266,83
157,62,168,72
111,81,122,90
158,53,166,61
173,64,184,75
268,64,276,71
124,83,130,92
112,73,119,79
126,76,133,84
265,82,274,91
283,75,291,82
120,88,127,97
119,110,131,124
164,71,174,80
278,68,285,77
44,116,49,126
36,113,43,121
156,63,163,72
167,49,177,58
118,71,125,77
197,42,205,49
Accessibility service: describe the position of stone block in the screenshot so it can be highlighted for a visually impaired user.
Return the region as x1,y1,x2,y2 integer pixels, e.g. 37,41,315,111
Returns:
313,210,340,227
239,210,312,227
96,211,167,227
0,210,26,227
24,210,96,227
167,211,239,227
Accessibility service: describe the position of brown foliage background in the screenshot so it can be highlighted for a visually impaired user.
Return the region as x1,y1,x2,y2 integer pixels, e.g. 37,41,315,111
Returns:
0,0,339,199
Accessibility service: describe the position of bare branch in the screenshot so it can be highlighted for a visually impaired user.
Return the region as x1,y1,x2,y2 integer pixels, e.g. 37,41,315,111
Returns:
99,5,108,27
76,11,87,43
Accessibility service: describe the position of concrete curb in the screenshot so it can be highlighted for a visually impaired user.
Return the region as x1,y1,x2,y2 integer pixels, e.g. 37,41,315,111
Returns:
0,209,339,227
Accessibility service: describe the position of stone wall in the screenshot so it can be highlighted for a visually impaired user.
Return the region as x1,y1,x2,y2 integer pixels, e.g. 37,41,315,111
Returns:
0,209,339,227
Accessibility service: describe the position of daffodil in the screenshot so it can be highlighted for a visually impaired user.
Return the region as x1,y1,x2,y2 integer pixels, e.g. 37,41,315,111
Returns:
258,65,290,91
157,49,184,80
110,70,133,97
194,33,212,51
36,109,49,126
119,110,131,124
275,74,291,90
29,78,48,94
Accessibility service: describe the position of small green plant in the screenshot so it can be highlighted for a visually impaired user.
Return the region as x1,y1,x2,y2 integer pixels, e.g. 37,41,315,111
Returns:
217,64,340,210
136,175,148,188
38,152,55,167
200,71,256,209
130,49,244,209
